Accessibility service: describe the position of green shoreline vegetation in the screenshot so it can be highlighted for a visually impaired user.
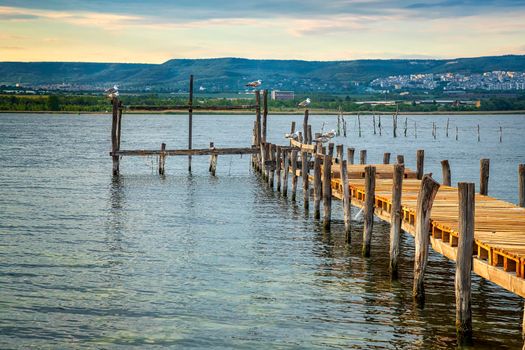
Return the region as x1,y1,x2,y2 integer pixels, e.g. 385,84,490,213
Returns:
1,93,525,114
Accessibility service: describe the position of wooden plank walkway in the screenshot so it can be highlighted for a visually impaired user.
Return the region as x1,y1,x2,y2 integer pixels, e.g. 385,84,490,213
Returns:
326,163,525,298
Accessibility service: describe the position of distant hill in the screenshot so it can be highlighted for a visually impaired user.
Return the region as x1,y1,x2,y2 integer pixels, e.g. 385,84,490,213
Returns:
1,55,525,92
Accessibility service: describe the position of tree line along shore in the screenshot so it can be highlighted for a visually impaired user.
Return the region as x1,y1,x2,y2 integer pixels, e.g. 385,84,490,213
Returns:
1,94,525,114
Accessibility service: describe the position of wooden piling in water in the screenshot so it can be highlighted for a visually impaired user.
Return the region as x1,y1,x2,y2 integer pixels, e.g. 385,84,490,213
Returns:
518,164,525,208
358,114,362,137
314,155,322,220
298,132,303,143
393,114,398,138
291,149,298,201
308,125,312,145
390,163,404,277
456,182,474,346
328,143,335,157
416,150,424,180
262,90,268,143
446,118,450,138
413,175,441,304
302,151,309,209
276,146,282,192
383,152,391,164
480,159,490,195
363,166,376,257
159,143,166,175
360,150,367,165
111,97,120,175
322,155,332,229
283,151,289,197
404,117,408,137
477,124,480,142
456,126,459,141
269,144,275,188
397,155,404,165
303,110,309,144
208,143,218,176
188,75,194,172
341,159,352,243
373,115,377,135
378,116,382,136
336,144,344,164
499,126,503,143
347,148,355,165
441,160,451,186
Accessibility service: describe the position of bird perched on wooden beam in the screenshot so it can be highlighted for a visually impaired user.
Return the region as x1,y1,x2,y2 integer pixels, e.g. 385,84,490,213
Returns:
298,98,311,107
105,85,119,99
245,79,262,88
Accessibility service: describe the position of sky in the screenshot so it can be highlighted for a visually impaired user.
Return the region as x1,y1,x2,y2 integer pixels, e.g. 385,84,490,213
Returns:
0,0,524,63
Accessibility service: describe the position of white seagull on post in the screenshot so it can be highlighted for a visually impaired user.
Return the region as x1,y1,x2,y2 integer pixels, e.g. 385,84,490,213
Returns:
246,79,262,88
298,98,311,107
105,85,119,99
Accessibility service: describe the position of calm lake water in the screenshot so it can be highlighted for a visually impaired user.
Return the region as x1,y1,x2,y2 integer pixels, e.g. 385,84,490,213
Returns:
1,113,525,349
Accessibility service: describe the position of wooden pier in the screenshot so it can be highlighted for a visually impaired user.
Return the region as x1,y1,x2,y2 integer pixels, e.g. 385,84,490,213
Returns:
108,76,525,345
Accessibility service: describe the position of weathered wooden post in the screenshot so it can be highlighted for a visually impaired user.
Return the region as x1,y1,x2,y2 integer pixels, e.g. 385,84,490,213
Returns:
341,159,351,243
413,175,441,304
518,164,525,208
456,182,475,345
389,164,404,277
499,126,503,143
298,132,303,143
283,151,289,197
303,109,309,144
302,151,309,209
262,89,268,143
188,75,194,172
363,166,376,257
373,115,377,135
328,143,335,157
260,142,267,179
269,144,276,188
456,126,459,141
336,144,344,164
313,155,322,220
291,149,298,201
378,115,382,136
289,121,296,145
393,114,397,138
208,142,217,176
480,159,490,195
347,147,355,165
404,117,408,137
322,155,332,229
276,146,282,192
360,150,367,165
441,160,451,186
397,154,405,165
358,114,362,137
416,150,424,180
446,117,450,138
477,124,480,142
383,152,391,164
307,125,312,145
110,97,120,175
117,101,123,150
159,143,166,175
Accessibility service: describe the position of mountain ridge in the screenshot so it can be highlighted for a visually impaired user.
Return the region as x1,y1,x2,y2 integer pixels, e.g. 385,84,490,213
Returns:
1,55,525,92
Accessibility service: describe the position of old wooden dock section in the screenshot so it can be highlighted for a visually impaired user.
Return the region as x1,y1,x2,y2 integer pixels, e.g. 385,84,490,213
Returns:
108,78,525,346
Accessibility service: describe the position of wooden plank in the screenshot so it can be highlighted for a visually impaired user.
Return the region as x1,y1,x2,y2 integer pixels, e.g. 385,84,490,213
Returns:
112,147,259,156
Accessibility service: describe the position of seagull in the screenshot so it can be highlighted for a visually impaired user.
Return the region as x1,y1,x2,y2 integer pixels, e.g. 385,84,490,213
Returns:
315,136,330,143
246,79,262,88
298,98,311,107
321,129,336,139
105,85,119,99
285,131,300,139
